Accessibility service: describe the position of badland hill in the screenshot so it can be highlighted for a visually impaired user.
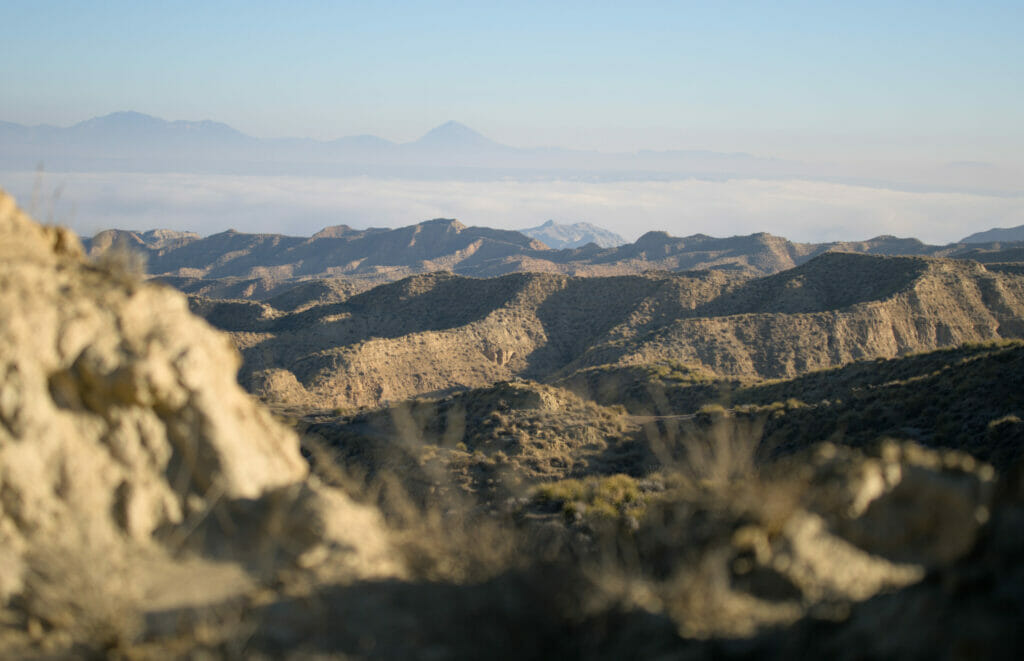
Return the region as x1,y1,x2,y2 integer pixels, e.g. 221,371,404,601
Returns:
184,251,1024,411
85,219,1024,302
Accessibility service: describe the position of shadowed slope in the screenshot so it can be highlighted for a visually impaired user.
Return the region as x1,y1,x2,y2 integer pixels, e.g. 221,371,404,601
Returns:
230,270,735,407
193,252,1024,409
140,219,548,280
577,254,1024,380
560,341,1024,469
87,219,1024,291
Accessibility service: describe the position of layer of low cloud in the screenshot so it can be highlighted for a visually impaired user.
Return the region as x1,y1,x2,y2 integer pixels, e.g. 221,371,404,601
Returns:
3,171,1023,245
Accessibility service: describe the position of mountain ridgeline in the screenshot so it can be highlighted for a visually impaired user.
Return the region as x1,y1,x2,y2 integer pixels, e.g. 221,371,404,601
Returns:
182,251,1024,410
9,112,1024,197
961,224,1024,243
0,112,829,180
87,218,1024,300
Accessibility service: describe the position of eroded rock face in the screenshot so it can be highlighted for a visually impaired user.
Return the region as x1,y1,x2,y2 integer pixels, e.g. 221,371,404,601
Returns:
0,191,397,602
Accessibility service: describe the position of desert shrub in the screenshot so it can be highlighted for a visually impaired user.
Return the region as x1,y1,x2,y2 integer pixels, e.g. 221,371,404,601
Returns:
533,474,646,522
92,239,147,282
697,402,728,416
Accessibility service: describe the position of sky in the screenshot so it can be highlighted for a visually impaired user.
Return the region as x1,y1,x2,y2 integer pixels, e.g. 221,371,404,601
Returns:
4,1,1023,160
3,1,1024,241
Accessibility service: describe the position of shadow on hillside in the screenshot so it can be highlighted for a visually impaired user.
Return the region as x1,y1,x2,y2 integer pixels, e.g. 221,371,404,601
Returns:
689,253,931,317
235,274,534,374
236,270,736,392
740,342,1020,404
522,277,660,377
149,232,308,278
276,273,529,336
521,273,730,379
741,343,1024,468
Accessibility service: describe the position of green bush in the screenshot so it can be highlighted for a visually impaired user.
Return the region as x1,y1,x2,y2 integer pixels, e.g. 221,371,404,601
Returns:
533,474,646,522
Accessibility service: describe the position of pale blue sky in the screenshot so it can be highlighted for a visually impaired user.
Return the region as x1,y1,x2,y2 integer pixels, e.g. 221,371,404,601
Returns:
4,1,1023,161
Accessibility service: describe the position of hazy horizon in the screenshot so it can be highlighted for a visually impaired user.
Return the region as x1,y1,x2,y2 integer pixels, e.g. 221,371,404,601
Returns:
8,169,1023,246
7,3,1023,158
3,1,1023,242
4,107,1023,173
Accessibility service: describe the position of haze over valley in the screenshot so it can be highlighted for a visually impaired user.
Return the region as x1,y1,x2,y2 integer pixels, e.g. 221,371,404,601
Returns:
4,112,1024,244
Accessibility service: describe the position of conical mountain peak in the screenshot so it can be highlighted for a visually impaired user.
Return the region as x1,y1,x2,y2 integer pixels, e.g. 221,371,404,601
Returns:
413,121,502,150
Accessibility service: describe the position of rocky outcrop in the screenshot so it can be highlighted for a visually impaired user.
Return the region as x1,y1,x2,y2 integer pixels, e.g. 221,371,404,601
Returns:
0,190,400,606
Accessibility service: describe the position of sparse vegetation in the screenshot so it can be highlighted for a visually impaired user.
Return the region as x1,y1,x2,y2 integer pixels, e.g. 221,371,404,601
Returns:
532,474,646,522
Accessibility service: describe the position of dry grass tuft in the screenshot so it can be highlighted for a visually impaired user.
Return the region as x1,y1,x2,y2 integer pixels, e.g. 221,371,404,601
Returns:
93,239,148,282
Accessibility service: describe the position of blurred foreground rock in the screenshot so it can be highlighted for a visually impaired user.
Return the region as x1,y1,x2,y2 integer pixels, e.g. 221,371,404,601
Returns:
761,449,1024,660
228,441,1021,659
0,191,400,638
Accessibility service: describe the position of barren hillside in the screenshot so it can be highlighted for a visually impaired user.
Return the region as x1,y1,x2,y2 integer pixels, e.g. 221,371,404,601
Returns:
85,219,1024,293
189,252,1024,410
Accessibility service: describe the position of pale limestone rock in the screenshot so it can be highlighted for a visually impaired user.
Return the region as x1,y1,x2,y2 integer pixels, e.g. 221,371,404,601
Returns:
807,441,996,567
0,190,399,603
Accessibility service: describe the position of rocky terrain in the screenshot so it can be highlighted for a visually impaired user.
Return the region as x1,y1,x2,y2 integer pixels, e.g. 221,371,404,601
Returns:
283,340,1024,659
183,251,1024,411
3,186,1024,658
85,218,1024,295
298,338,1024,515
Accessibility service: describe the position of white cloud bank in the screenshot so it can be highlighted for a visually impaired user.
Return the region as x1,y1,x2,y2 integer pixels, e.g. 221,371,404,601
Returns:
3,171,1023,245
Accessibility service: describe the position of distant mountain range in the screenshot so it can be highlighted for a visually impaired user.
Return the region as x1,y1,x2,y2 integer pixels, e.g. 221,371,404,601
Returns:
521,220,626,249
0,111,799,181
7,111,1019,194
82,218,1024,299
